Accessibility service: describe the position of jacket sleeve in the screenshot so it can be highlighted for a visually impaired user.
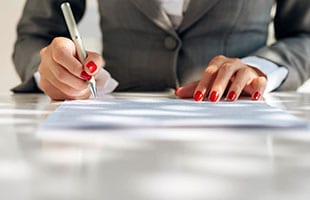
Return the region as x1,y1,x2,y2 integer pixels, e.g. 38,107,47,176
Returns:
12,0,86,93
254,0,310,91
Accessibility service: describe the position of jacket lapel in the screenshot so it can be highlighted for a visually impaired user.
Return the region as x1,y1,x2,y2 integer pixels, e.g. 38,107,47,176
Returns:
179,0,221,32
129,0,177,37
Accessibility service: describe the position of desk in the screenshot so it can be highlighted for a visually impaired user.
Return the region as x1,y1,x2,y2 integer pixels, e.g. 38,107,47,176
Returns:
0,92,310,200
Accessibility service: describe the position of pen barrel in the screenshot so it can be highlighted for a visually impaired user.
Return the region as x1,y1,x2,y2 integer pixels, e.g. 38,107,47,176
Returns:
74,36,87,63
61,2,87,63
61,2,97,97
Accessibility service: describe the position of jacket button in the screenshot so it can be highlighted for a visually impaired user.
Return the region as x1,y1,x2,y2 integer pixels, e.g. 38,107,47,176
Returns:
164,36,178,50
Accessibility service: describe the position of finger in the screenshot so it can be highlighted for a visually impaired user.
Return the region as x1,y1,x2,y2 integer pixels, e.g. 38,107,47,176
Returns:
84,51,105,76
51,37,83,79
40,77,91,100
40,77,67,100
193,55,227,101
43,69,89,99
209,59,244,102
226,67,256,101
40,49,88,91
175,81,199,98
244,76,267,101
48,66,89,96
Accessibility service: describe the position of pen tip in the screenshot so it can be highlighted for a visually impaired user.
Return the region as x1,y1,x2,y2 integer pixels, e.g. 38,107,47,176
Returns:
88,83,97,99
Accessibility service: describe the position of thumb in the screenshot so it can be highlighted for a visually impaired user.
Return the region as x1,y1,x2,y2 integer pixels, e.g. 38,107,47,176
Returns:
84,51,105,76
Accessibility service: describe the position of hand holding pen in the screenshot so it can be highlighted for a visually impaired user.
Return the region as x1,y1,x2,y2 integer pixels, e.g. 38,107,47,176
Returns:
61,2,97,98
37,3,113,100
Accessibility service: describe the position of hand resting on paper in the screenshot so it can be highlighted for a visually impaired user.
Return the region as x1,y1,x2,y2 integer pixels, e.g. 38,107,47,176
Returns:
175,55,268,102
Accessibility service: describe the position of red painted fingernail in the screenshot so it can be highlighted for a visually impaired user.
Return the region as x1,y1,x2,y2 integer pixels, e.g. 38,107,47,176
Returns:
86,61,97,73
252,91,261,101
194,91,204,101
227,91,236,101
210,91,219,102
80,71,92,81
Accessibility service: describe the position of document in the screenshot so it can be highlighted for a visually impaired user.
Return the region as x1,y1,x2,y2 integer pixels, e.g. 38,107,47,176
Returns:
42,98,308,129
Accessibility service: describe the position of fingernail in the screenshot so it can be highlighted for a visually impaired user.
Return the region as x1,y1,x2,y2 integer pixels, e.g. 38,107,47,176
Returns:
86,61,97,73
227,91,236,101
210,91,219,102
194,91,204,101
252,91,261,101
80,71,92,81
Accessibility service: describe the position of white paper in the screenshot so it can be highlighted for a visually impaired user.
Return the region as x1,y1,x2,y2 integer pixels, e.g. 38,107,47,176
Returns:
42,98,308,129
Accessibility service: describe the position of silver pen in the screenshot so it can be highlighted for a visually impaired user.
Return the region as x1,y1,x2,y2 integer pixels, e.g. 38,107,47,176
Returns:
61,2,97,98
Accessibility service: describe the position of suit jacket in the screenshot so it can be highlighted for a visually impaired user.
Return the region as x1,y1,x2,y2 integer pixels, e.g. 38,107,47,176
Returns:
12,0,310,92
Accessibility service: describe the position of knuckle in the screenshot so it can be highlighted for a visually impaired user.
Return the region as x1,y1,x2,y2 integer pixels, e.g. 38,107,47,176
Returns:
52,37,66,46
231,58,241,63
39,47,48,57
52,45,68,63
210,55,225,63
204,66,217,76
238,67,252,75
51,38,74,63
215,55,226,60
220,63,233,73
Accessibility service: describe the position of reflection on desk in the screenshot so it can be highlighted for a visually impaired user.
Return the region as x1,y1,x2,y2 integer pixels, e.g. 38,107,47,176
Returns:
0,92,310,200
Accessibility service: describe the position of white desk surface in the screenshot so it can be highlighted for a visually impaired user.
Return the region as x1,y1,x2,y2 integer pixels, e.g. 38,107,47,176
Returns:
0,92,310,200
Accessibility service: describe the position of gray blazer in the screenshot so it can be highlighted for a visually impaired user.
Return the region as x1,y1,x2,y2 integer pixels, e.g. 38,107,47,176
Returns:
12,0,310,92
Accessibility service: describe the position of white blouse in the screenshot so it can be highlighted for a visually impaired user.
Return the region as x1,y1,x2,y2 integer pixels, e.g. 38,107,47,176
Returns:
157,0,190,29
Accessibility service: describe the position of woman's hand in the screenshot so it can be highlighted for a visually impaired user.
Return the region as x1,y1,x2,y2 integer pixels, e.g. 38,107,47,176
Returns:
175,55,267,102
38,37,105,100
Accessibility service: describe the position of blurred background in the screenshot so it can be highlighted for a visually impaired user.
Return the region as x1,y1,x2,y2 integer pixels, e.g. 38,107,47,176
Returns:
0,0,309,95
0,0,23,94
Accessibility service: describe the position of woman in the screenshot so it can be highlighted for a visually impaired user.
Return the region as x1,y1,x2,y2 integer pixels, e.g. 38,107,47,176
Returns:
13,0,310,101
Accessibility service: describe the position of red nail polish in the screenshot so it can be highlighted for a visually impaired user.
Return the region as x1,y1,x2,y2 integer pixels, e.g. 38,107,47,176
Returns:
80,71,92,81
86,61,97,73
227,91,236,101
252,91,261,101
210,91,219,102
194,91,204,101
